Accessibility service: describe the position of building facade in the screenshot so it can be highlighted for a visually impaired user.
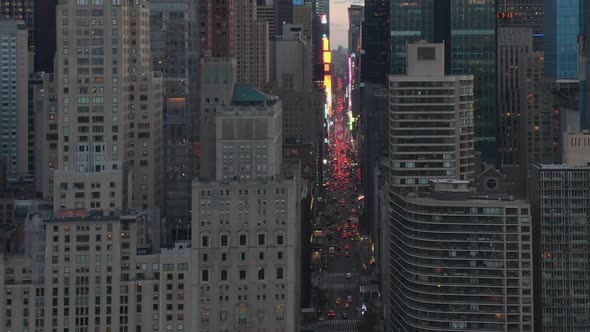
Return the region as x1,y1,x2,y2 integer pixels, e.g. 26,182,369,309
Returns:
385,180,535,331
388,43,475,191
0,20,28,177
498,27,533,165
199,0,235,57
544,0,583,81
389,0,497,160
496,0,544,50
530,164,590,331
52,0,163,213
0,212,192,332
518,52,562,166
191,84,301,331
235,0,269,88
361,0,388,85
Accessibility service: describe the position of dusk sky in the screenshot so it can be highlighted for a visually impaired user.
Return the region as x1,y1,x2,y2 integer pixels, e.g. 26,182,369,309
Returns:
330,0,364,49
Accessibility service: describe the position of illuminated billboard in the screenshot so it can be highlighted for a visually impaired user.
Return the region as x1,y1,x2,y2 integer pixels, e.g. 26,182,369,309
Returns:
321,14,327,24
323,51,332,64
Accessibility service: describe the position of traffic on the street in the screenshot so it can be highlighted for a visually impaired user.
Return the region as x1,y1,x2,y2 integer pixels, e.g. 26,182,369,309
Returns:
311,73,374,331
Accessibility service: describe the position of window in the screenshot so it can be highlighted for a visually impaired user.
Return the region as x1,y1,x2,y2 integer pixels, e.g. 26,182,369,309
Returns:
276,233,284,245
201,235,209,248
276,267,284,280
220,269,228,281
201,269,209,282
239,269,247,281
259,252,264,260
220,234,228,247
239,234,247,246
258,233,265,246
257,268,265,281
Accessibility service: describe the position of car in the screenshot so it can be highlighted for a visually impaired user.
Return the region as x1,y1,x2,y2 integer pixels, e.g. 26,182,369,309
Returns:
327,310,336,319
344,303,350,309
318,315,325,322
347,295,353,303
346,273,352,279
344,245,350,251
341,312,348,319
336,297,342,305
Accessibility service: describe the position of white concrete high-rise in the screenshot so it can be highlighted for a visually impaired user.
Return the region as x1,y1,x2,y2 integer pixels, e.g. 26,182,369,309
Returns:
52,0,163,213
389,42,475,192
192,84,301,331
0,20,28,177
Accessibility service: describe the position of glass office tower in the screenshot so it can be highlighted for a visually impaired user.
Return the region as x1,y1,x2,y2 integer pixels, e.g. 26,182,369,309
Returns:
389,0,497,161
544,0,583,81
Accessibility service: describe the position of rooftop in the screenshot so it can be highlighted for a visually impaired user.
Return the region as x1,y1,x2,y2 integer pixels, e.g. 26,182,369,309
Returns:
231,84,278,105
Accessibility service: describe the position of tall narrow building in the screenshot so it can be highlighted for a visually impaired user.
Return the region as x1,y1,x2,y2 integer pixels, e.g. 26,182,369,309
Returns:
497,27,533,165
0,20,28,177
389,42,475,190
191,84,301,331
52,0,163,213
235,0,269,88
199,0,235,56
199,55,236,180
149,0,199,240
389,0,497,161
530,158,590,331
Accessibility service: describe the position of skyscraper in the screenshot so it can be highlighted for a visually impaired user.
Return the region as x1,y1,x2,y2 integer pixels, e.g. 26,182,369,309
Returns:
274,24,315,143
32,0,57,72
384,42,534,331
530,161,590,332
235,0,269,88
361,0,388,84
497,27,533,165
52,0,163,213
191,84,301,331
199,0,235,57
579,0,590,129
149,0,199,240
388,42,475,190
496,0,544,50
544,0,583,81
389,0,497,160
0,20,28,177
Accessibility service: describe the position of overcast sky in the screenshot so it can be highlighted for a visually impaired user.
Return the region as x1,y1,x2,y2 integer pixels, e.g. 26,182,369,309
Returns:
330,0,364,49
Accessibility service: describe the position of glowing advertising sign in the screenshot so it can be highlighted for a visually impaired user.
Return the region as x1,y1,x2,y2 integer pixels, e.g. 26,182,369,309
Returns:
323,51,332,64
322,38,330,52
320,14,327,24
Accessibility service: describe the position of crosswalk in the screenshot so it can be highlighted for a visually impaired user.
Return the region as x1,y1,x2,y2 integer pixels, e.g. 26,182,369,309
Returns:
320,282,357,290
325,272,356,278
320,318,359,325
